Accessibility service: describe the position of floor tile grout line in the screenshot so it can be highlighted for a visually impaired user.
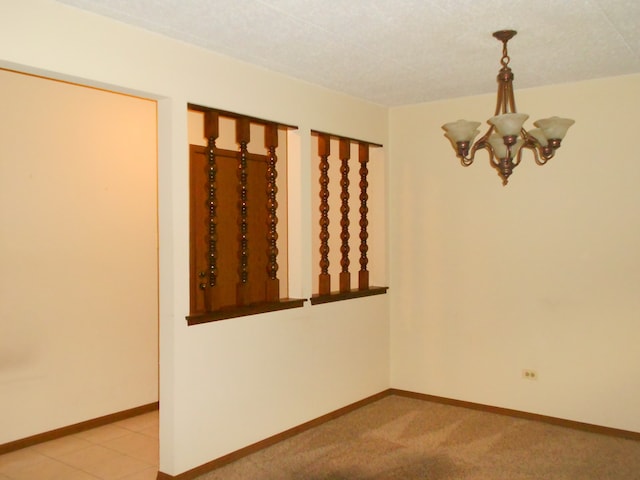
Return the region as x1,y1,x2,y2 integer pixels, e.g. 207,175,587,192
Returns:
0,411,158,480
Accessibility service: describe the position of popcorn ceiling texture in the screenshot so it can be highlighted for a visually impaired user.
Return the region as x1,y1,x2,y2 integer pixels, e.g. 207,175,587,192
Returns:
54,0,640,106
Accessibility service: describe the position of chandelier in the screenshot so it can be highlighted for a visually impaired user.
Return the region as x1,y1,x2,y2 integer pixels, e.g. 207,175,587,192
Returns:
442,30,574,185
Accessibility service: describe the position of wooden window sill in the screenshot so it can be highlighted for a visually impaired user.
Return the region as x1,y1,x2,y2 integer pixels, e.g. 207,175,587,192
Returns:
310,286,388,305
187,298,306,325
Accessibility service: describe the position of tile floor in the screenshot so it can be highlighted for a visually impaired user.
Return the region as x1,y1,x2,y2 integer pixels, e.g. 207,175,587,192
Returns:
0,410,158,480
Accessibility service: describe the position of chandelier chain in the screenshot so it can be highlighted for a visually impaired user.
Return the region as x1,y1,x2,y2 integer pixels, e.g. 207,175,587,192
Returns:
501,44,510,68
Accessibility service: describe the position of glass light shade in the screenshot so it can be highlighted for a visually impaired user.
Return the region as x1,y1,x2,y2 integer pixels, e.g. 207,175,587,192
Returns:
488,133,523,159
527,128,548,147
445,129,480,146
533,116,575,140
442,120,481,142
489,113,529,137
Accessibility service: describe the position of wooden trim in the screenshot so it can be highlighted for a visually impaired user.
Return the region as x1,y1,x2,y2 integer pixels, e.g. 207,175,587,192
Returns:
338,138,351,293
186,298,306,325
235,118,251,306
156,391,391,480
310,286,388,305
311,129,383,148
188,103,298,130
0,402,159,455
389,389,640,441
357,143,370,289
264,123,280,301
317,133,332,295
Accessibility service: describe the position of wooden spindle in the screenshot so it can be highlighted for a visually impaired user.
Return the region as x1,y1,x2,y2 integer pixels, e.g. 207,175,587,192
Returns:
236,118,250,305
339,138,351,293
318,134,331,295
265,123,280,301
358,143,370,290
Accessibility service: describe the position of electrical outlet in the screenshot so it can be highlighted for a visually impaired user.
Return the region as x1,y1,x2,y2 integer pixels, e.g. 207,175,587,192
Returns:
522,369,538,380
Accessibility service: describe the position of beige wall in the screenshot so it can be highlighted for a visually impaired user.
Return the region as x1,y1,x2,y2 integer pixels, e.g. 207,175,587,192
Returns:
0,69,158,443
389,74,640,433
0,1,389,476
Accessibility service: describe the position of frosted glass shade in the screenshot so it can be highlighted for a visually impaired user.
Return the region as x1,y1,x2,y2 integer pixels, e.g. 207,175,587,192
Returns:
489,113,529,137
488,133,523,159
533,116,575,140
527,128,548,147
442,120,481,143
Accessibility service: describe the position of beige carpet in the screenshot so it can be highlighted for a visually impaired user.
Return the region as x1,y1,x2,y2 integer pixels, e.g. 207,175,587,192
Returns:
197,395,640,479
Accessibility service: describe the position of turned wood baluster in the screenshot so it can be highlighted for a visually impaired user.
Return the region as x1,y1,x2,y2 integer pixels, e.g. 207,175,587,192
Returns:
265,124,280,302
236,118,250,306
358,143,370,290
339,139,351,293
318,134,331,295
203,111,220,311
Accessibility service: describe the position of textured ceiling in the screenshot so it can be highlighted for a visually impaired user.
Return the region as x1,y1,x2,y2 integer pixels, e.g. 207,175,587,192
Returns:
55,0,640,106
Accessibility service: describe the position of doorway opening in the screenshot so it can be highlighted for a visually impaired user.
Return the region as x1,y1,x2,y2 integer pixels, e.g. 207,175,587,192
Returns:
0,68,159,449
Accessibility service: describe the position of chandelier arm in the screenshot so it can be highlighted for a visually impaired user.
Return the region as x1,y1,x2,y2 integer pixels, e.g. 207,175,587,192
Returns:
480,126,495,143
529,146,545,165
507,81,517,113
456,125,495,166
488,152,500,169
494,80,506,116
458,140,485,166
533,145,555,165
522,130,555,165
494,69,517,115
484,135,500,168
474,130,494,158
502,83,510,115
494,85,503,116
